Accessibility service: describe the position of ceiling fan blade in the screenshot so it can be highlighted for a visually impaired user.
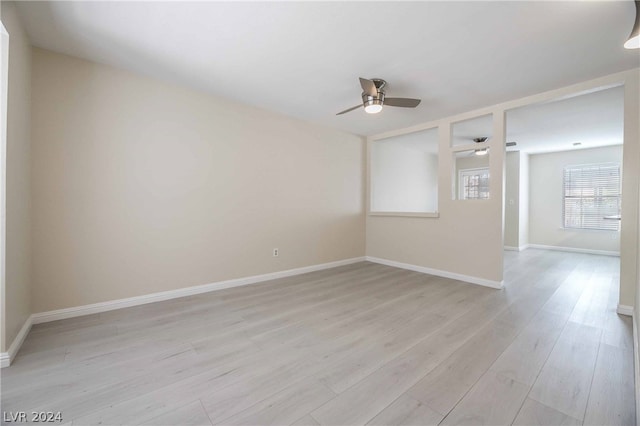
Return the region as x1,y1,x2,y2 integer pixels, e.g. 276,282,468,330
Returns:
359,78,378,97
384,97,421,108
506,142,517,147
336,104,363,115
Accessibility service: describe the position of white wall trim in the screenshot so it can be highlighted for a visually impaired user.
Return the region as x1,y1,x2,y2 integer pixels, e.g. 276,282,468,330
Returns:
528,244,619,257
504,245,529,252
632,310,639,426
31,257,366,325
0,18,9,364
617,304,634,317
365,256,503,289
0,314,32,368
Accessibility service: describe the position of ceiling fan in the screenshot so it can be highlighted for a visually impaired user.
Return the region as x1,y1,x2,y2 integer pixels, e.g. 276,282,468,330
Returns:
469,137,517,156
336,78,421,115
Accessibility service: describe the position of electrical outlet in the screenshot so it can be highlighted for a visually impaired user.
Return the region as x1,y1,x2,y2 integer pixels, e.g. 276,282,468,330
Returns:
273,248,279,257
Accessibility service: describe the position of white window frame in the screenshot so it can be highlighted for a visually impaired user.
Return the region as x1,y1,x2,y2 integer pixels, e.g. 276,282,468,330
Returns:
562,162,621,231
458,167,490,200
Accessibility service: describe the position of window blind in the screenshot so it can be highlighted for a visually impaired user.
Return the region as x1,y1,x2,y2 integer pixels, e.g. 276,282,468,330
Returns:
563,163,620,231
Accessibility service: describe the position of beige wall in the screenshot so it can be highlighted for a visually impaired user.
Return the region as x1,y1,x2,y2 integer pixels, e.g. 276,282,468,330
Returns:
529,145,623,253
1,2,32,352
31,48,365,313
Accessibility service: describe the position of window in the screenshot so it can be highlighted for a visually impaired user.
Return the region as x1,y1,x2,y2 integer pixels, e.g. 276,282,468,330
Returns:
459,168,490,200
563,163,621,231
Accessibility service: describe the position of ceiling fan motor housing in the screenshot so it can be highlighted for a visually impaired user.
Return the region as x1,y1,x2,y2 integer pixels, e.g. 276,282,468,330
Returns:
362,92,385,108
362,79,387,108
371,78,387,90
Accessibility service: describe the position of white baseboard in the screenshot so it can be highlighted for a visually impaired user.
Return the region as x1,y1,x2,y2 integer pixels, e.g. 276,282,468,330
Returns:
504,245,529,252
632,310,639,426
2,256,365,367
0,314,33,368
617,304,635,317
365,256,503,289
31,257,366,325
528,244,619,257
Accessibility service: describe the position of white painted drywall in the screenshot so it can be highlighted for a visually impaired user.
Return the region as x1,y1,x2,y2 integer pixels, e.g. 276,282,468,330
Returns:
504,151,520,248
636,173,640,421
529,145,623,253
371,141,438,213
519,153,529,247
620,75,640,309
30,48,365,313
367,113,506,284
0,2,32,353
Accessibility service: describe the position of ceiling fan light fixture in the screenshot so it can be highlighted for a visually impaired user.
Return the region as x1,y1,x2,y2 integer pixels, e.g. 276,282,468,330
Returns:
364,104,383,114
475,148,488,156
336,78,420,116
363,92,384,114
625,0,640,49
625,34,639,49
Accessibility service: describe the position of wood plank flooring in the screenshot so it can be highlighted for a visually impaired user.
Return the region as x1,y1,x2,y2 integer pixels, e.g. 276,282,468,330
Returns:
1,249,635,425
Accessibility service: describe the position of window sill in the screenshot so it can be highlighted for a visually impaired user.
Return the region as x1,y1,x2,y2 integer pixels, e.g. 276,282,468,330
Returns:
368,211,440,218
558,227,619,233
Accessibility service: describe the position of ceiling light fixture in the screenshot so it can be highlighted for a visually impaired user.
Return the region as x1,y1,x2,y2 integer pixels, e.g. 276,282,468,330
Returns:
625,0,640,49
363,91,384,114
473,137,489,156
364,103,383,114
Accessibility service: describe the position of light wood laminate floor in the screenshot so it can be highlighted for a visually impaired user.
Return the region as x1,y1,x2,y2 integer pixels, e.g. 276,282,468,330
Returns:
1,250,635,425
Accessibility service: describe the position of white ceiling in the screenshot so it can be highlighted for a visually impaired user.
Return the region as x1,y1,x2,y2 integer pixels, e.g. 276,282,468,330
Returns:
368,85,623,155
452,115,493,147
14,1,639,136
506,85,623,154
376,128,439,154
